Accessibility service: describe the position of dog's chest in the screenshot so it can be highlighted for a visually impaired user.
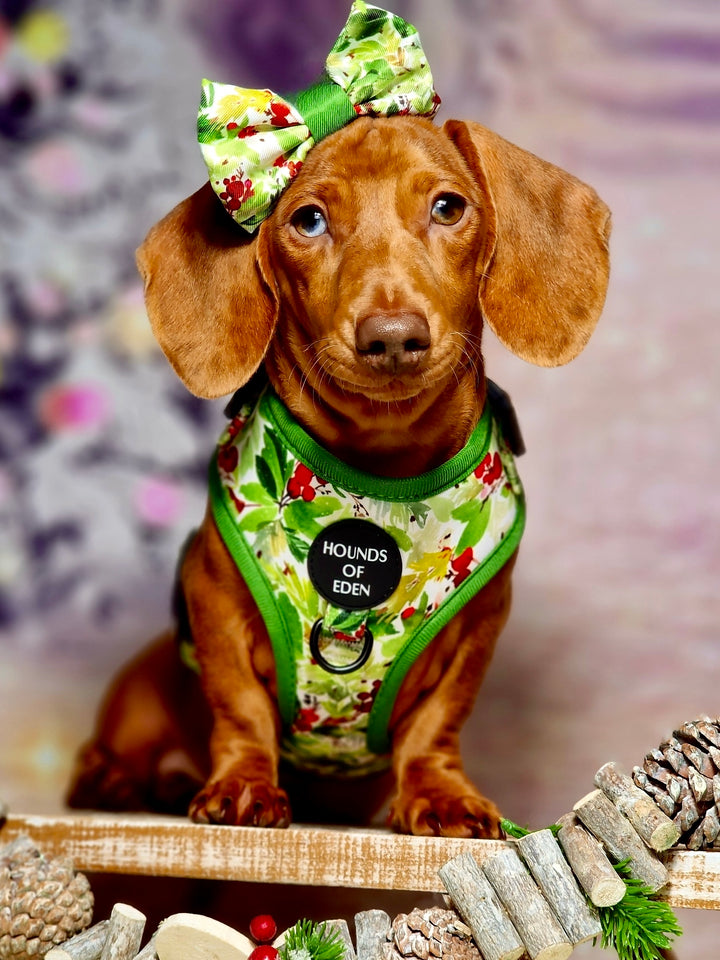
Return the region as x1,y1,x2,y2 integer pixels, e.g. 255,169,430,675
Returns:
210,389,525,775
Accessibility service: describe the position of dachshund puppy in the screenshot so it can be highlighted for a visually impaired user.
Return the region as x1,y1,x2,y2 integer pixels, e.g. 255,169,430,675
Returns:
68,115,610,837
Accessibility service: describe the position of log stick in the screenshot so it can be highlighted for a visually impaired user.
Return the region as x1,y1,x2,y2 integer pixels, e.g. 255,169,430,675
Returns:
45,921,110,960
574,790,668,892
595,762,680,851
516,829,601,945
438,852,524,960
482,847,572,960
556,814,626,907
354,910,390,960
134,933,158,960
100,904,146,960
327,920,356,960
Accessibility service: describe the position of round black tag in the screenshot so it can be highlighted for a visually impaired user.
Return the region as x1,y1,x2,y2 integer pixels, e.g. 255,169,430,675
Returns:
307,519,402,610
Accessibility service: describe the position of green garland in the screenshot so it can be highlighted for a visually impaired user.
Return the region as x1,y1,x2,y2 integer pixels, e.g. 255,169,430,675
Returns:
500,820,682,960
279,919,346,960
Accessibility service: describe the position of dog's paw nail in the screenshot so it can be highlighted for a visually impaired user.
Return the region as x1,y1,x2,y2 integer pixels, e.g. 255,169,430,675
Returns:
425,812,442,834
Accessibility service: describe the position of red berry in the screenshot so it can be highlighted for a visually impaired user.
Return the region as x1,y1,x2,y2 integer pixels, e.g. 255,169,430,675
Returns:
249,946,278,960
250,915,278,944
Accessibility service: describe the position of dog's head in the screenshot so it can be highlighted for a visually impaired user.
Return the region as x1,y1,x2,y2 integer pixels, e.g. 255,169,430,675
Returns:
137,116,611,406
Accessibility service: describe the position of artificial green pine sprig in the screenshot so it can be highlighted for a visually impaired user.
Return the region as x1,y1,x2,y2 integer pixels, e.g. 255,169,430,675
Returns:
599,860,682,960
501,818,561,839
279,919,345,960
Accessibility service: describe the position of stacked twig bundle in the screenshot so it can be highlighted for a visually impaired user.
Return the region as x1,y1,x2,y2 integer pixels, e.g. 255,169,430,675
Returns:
439,754,687,959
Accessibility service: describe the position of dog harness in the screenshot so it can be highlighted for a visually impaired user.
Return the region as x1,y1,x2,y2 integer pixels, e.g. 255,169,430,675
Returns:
207,388,525,776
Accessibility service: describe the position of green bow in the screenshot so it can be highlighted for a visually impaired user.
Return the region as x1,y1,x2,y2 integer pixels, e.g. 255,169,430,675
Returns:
197,0,440,232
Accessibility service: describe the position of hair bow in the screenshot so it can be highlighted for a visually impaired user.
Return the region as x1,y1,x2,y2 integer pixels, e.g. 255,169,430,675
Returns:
197,0,440,233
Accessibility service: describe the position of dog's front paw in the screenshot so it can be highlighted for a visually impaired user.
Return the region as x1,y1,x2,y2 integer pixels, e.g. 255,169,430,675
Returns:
389,776,502,839
189,777,291,827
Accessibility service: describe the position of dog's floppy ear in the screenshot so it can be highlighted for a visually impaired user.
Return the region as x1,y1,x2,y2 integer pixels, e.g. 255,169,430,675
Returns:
136,182,277,398
444,120,611,367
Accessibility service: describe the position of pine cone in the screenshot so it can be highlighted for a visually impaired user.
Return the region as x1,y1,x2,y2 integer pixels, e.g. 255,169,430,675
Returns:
0,836,93,958
382,907,481,960
632,717,720,850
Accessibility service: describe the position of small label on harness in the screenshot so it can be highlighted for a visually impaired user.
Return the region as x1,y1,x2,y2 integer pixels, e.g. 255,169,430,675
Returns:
307,519,402,610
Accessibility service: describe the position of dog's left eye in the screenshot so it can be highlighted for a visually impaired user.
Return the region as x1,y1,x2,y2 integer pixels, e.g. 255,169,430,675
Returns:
292,206,328,238
431,194,466,225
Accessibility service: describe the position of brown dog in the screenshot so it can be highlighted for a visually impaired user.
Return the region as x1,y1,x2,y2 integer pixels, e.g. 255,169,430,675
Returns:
68,116,610,837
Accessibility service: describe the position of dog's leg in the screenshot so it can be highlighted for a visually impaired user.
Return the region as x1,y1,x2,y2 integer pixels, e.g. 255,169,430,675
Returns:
387,557,516,838
66,632,209,814
182,521,291,828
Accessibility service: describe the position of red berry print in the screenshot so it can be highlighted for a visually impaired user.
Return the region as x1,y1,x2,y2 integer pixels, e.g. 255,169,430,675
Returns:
219,176,254,212
401,606,416,620
250,914,278,943
217,444,239,474
295,706,320,732
450,546,474,586
474,451,502,485
287,462,318,501
269,101,293,126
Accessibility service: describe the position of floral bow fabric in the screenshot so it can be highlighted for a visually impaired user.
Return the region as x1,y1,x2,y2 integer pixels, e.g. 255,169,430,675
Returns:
197,0,440,232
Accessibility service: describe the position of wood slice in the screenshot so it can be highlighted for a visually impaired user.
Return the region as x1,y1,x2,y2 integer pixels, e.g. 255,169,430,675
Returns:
45,921,110,960
516,829,601,945
354,910,390,960
155,914,254,960
439,852,525,960
482,847,572,960
556,814,626,907
100,904,146,960
574,790,668,892
595,762,680,851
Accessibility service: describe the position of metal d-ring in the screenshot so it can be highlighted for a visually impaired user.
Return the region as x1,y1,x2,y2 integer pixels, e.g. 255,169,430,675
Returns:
309,618,374,675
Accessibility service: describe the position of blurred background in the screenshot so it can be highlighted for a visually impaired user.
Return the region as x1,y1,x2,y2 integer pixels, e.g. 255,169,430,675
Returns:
1,0,718,954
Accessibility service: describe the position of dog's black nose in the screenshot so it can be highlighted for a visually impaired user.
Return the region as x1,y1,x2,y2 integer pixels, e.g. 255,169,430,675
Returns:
355,312,431,372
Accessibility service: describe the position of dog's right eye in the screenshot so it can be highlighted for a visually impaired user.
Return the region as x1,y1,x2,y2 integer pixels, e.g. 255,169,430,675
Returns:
292,206,328,238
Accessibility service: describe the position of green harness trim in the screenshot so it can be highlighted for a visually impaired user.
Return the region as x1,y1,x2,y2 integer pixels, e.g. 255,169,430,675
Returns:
208,389,525,773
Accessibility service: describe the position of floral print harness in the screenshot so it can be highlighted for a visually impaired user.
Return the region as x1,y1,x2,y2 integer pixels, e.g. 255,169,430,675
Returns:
208,389,525,776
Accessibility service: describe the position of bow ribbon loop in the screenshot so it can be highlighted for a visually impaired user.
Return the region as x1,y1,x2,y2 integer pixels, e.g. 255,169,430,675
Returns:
198,0,439,233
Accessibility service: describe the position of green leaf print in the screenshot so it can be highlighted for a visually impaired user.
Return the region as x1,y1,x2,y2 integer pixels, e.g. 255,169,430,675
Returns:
199,81,212,110
453,498,490,554
326,607,367,633
197,113,216,144
392,13,413,36
265,429,290,491
255,456,278,500
386,524,413,552
408,502,431,528
239,505,277,533
240,481,276,507
286,528,310,563
284,497,341,539
278,592,303,655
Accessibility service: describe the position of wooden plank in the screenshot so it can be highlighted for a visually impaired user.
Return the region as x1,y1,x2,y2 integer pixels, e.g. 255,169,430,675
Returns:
2,814,720,909
0,813,503,891
659,850,720,910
